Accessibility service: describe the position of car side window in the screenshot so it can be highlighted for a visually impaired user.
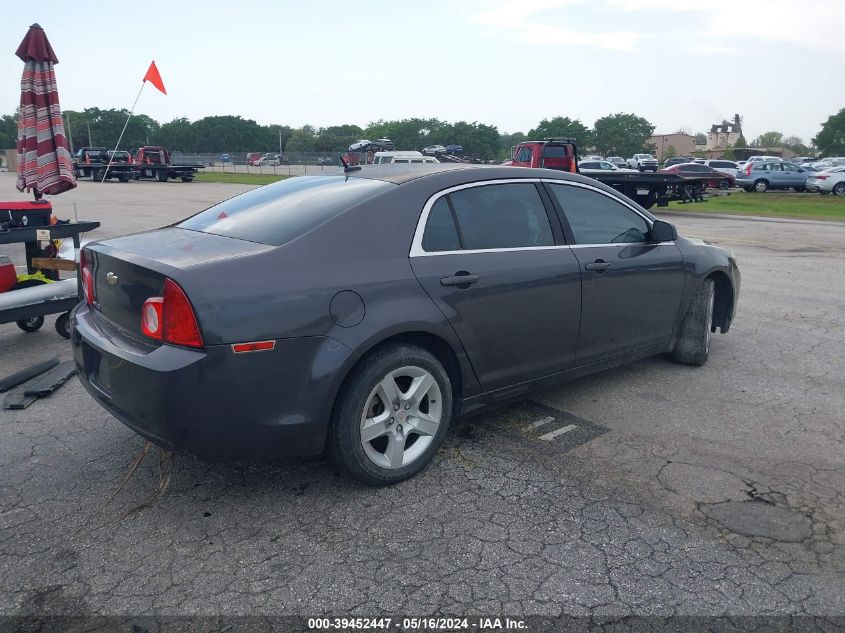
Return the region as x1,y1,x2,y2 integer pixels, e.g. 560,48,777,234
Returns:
448,183,554,250
516,147,533,163
783,163,798,171
548,184,650,245
422,197,461,252
768,163,782,172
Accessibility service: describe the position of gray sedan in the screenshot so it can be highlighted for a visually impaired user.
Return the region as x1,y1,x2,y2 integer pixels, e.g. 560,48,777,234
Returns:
71,165,740,485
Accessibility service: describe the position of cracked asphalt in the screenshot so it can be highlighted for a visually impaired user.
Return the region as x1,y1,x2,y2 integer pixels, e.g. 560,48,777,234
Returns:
1,175,843,625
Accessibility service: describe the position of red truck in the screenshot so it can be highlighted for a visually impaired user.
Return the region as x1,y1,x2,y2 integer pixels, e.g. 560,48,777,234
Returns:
510,138,709,209
132,146,203,182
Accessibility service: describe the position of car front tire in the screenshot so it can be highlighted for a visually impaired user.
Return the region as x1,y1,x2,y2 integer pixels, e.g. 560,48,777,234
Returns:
672,278,715,367
719,179,730,190
753,179,769,193
833,183,845,196
329,343,453,486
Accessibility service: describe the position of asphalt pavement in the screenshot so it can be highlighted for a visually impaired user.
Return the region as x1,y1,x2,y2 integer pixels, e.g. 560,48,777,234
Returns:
1,174,843,627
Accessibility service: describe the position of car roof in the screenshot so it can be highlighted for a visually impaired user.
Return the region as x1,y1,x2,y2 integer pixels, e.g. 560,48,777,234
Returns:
347,164,641,194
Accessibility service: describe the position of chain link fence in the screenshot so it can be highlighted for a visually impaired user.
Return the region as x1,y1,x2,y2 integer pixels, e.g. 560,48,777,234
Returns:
172,151,343,173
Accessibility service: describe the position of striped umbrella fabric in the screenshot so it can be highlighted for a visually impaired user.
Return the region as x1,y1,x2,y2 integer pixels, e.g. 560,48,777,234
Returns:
15,23,76,197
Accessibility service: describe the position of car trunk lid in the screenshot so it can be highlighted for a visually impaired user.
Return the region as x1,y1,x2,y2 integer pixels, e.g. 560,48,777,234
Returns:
86,227,272,342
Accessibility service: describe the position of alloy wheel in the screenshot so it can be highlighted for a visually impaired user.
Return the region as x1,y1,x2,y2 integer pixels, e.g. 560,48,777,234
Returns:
359,366,443,470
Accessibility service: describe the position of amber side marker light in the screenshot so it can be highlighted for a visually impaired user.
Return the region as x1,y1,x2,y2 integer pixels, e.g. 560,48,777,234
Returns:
231,340,276,353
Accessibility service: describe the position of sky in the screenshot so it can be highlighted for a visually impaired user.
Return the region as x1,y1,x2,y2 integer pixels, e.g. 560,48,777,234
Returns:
2,0,842,144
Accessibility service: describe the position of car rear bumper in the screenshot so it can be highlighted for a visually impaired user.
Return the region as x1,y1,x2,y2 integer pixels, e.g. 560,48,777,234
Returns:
70,303,357,461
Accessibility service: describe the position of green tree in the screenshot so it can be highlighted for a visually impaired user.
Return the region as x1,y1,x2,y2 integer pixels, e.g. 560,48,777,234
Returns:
592,113,655,157
694,132,707,145
733,132,748,148
752,131,783,148
191,115,266,152
285,125,317,153
364,118,445,151
62,107,159,151
528,117,591,147
663,145,677,159
155,117,196,152
315,124,364,153
813,108,845,155
0,113,17,149
498,131,526,159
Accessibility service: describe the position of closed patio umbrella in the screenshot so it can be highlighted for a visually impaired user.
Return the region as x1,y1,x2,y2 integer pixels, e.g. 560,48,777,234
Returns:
15,23,76,198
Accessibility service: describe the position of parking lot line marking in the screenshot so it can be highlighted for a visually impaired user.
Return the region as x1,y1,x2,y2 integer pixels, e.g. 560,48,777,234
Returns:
539,424,577,441
528,416,556,429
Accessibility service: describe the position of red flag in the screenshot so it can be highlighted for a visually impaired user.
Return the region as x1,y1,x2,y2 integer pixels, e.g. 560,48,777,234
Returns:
143,60,167,95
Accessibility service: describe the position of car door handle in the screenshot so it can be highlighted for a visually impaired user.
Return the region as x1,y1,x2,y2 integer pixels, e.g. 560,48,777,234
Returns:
584,260,610,272
440,272,479,287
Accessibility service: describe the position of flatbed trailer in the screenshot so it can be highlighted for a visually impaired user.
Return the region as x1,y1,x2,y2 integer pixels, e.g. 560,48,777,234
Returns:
73,147,136,182
587,171,706,209
511,138,709,209
132,146,203,182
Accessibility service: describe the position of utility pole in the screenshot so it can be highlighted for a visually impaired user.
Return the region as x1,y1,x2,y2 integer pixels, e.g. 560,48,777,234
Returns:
279,128,282,155
86,121,92,146
65,112,74,155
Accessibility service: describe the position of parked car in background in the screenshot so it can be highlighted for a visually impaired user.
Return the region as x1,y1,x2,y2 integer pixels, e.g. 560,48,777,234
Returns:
317,156,337,166
703,159,739,177
256,153,285,166
246,152,262,166
660,163,735,190
389,155,439,164
349,140,372,152
736,161,811,192
663,156,694,168
422,145,447,156
71,166,740,485
373,151,424,165
445,144,464,155
578,160,636,172
371,139,395,151
806,166,845,195
583,155,604,161
606,156,627,168
627,154,659,172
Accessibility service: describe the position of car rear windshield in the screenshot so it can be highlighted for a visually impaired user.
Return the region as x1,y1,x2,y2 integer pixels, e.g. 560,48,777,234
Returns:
178,176,394,246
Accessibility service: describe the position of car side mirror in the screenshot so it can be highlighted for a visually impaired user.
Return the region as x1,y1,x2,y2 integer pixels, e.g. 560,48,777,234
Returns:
651,220,677,242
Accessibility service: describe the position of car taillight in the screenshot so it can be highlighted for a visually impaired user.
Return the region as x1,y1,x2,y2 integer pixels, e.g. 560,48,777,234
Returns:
816,175,828,180
80,249,95,306
745,164,753,176
140,278,204,348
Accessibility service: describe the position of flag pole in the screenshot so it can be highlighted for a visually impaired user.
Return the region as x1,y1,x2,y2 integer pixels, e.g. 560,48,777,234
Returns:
101,81,146,183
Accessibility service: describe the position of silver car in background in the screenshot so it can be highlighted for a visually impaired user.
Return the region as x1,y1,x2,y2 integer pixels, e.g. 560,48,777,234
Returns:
806,166,845,195
736,161,812,192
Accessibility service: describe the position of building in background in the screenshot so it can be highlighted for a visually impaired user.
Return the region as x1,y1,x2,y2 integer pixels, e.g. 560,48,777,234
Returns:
707,114,742,150
649,133,696,161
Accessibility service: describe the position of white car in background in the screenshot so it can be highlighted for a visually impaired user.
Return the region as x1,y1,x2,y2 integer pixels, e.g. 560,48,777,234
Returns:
703,159,739,177
578,160,637,173
627,153,659,172
349,140,372,151
806,166,845,195
606,156,627,168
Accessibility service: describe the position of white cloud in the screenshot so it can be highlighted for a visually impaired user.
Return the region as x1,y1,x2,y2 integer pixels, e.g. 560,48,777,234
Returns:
607,0,845,52
473,0,845,54
472,0,645,51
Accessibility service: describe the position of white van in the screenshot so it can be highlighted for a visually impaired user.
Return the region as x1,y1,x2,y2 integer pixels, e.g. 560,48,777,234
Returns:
373,151,423,165
390,156,439,165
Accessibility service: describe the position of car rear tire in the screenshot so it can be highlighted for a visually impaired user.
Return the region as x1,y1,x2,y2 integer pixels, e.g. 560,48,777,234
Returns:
719,179,730,190
90,170,99,182
753,180,769,193
328,343,453,486
672,278,715,367
833,183,845,196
